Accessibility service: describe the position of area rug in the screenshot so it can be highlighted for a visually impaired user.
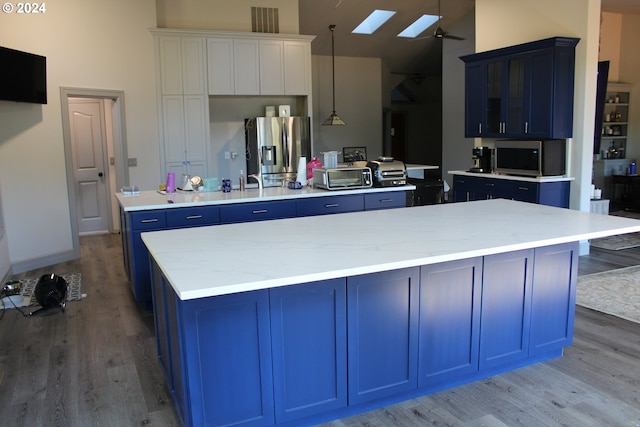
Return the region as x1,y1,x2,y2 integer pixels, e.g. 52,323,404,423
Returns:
590,210,640,250
1,273,83,309
576,265,640,324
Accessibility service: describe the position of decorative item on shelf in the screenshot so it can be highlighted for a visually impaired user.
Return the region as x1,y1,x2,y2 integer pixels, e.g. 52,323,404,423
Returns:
613,111,622,122
322,24,346,126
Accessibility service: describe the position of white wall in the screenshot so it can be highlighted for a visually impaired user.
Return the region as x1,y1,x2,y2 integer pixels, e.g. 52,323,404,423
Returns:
618,14,640,161
442,9,476,185
156,0,299,34
599,12,622,81
475,0,601,216
0,0,158,272
312,55,383,160
0,177,9,281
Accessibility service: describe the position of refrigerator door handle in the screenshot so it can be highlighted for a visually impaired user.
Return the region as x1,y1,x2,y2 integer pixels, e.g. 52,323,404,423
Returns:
282,119,290,169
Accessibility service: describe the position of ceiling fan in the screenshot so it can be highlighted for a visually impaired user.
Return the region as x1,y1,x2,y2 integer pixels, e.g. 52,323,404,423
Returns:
414,0,465,41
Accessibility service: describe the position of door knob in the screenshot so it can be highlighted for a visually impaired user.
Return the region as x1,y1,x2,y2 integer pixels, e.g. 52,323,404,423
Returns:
98,172,104,177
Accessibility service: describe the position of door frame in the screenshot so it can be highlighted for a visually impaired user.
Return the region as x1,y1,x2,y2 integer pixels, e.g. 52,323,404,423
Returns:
60,87,129,249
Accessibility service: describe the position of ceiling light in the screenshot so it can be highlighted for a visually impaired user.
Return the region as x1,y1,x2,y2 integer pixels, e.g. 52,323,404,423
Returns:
323,25,346,126
397,14,440,38
352,10,396,34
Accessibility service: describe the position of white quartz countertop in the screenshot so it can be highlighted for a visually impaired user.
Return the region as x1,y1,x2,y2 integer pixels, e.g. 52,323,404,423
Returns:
116,185,415,212
449,170,574,183
141,199,640,301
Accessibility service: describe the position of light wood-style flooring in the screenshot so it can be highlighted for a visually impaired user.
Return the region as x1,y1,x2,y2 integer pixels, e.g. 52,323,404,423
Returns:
1,233,639,426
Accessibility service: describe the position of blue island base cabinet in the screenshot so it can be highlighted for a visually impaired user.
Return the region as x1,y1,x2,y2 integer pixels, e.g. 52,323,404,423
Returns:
150,242,579,427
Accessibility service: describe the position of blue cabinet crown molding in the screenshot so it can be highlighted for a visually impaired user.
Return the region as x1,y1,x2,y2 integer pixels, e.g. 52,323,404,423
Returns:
459,36,580,64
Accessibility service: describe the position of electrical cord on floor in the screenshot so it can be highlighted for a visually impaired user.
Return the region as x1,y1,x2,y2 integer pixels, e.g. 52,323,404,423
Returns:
0,280,30,319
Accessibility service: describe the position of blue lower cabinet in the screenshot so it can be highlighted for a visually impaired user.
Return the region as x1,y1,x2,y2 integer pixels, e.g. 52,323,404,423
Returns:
363,191,406,210
418,258,482,389
179,290,275,427
129,210,166,302
347,268,420,405
220,200,297,224
295,194,363,216
529,242,578,356
479,249,534,371
270,279,347,423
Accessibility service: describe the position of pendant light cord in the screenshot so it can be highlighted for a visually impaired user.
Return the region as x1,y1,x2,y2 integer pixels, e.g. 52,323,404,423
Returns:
330,24,336,114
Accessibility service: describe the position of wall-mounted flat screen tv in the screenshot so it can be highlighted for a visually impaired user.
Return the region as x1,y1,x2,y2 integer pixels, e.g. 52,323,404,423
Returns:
0,46,47,104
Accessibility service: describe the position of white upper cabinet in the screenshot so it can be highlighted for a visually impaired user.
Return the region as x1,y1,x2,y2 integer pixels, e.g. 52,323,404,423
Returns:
233,39,260,95
206,33,313,96
259,40,285,95
283,41,311,95
158,36,206,95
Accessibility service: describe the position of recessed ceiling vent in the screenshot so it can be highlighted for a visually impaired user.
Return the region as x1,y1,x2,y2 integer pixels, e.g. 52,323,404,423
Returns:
252,7,279,33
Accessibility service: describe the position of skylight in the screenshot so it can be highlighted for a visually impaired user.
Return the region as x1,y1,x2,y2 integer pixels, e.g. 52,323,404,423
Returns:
397,14,440,38
352,10,396,34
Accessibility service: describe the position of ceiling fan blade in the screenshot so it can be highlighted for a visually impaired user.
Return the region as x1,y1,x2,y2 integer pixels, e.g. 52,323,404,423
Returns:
443,33,466,41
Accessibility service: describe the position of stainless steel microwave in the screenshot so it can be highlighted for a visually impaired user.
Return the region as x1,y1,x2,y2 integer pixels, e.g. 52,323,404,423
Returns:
494,140,566,177
313,167,373,190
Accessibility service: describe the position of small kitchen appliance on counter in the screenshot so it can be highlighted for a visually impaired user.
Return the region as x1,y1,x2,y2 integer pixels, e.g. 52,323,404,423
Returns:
366,157,407,187
313,166,372,190
469,146,492,173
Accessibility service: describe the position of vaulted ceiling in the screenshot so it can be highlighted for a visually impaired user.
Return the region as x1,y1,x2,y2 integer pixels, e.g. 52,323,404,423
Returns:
299,0,640,78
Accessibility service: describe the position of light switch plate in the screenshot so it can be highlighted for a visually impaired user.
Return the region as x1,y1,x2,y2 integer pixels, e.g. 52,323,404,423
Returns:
278,105,290,117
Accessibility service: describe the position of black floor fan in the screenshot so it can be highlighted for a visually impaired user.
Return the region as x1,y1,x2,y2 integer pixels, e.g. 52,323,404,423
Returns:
30,273,68,316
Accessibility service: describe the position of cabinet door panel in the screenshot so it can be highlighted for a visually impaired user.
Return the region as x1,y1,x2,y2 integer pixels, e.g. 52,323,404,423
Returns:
284,41,310,95
207,38,235,95
347,268,419,404
505,56,526,135
465,62,485,137
480,249,533,370
527,48,554,137
485,60,503,135
181,37,206,95
183,95,208,163
180,290,275,427
270,279,347,422
159,37,183,95
260,40,285,95
162,96,186,164
530,243,578,356
419,258,482,388
234,40,260,95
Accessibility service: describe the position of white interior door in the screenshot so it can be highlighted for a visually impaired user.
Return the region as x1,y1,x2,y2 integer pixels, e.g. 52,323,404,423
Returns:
68,98,109,235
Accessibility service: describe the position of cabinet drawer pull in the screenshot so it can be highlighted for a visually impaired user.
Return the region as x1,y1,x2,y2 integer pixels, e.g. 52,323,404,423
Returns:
378,198,394,203
141,219,159,223
518,187,529,191
485,183,495,187
325,203,340,208
252,209,268,214
186,215,203,220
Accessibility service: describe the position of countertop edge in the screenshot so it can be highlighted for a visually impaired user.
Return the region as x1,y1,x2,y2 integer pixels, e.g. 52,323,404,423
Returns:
448,170,574,183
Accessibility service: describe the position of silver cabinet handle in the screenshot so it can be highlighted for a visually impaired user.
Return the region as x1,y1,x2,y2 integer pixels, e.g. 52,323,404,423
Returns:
525,121,529,134
325,203,339,208
186,215,203,220
252,209,268,214
141,219,159,223
518,187,529,191
378,199,394,203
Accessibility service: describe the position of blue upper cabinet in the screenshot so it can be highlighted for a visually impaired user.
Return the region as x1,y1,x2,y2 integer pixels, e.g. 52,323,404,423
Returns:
461,37,579,139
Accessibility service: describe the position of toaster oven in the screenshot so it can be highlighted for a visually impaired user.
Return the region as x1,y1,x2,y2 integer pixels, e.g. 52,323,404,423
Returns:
313,167,373,190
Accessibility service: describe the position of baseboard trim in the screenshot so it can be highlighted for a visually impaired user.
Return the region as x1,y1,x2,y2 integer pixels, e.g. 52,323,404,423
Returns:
11,248,80,275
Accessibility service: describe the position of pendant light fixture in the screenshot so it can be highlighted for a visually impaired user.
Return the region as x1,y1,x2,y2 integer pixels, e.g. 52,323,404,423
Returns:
322,24,346,126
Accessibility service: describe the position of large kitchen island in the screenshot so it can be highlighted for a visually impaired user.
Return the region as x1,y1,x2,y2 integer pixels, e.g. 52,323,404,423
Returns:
141,199,640,427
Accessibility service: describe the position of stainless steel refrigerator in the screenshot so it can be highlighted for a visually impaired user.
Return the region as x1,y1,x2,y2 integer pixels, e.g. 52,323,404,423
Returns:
245,116,311,187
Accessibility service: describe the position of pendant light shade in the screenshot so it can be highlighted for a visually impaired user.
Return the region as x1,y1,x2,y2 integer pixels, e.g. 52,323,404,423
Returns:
322,24,346,126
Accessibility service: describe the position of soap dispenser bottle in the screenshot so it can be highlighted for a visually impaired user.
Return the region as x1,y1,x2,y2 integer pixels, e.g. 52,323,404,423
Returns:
239,170,245,191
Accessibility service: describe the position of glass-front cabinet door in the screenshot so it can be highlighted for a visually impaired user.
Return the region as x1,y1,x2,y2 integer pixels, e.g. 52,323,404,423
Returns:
506,56,526,135
485,61,503,135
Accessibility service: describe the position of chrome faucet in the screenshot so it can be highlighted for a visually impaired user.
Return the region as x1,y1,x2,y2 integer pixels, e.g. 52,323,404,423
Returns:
249,173,263,190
